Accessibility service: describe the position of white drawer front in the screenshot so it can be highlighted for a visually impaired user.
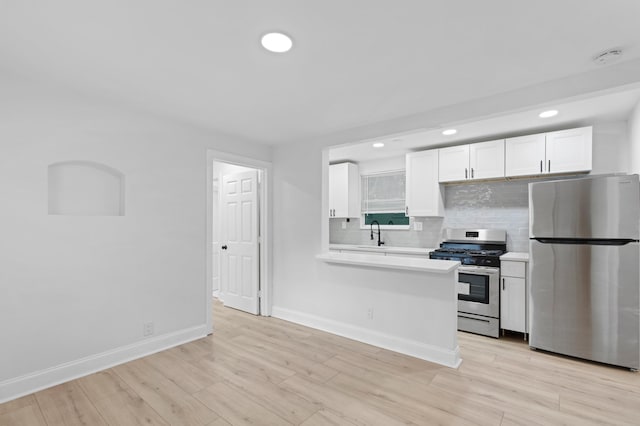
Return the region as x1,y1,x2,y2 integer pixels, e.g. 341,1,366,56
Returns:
501,260,526,277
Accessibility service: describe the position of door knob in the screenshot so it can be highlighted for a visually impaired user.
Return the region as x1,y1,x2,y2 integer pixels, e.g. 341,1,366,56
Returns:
221,245,228,250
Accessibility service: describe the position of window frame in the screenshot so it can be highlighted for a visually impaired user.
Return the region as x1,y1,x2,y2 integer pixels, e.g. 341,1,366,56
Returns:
359,170,410,230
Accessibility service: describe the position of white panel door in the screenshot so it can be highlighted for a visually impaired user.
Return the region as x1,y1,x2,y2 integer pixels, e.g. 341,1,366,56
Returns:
470,139,505,180
438,145,470,182
546,126,592,174
505,133,546,177
220,170,259,315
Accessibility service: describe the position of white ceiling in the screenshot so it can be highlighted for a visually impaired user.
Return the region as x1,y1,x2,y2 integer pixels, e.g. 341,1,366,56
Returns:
2,1,640,145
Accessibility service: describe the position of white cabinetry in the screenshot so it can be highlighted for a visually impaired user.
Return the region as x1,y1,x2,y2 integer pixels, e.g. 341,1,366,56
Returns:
505,126,592,177
405,150,444,217
438,145,469,182
439,139,505,182
546,127,593,174
329,162,359,218
470,139,505,180
500,259,528,336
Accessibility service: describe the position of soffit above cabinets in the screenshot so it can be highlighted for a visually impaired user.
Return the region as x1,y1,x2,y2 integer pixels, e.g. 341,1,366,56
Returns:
329,87,640,164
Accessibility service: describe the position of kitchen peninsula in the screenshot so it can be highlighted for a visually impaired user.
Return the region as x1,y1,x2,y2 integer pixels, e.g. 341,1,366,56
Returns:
313,251,461,368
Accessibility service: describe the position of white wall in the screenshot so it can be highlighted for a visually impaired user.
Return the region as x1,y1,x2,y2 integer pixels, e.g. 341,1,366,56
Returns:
356,155,405,175
592,121,631,174
629,100,640,175
0,74,270,401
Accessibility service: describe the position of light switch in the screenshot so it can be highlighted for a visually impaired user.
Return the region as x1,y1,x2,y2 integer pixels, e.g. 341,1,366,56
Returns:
342,221,347,229
414,221,423,231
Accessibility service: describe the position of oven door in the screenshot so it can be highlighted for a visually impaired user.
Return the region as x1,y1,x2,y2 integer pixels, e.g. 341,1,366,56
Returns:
457,266,499,318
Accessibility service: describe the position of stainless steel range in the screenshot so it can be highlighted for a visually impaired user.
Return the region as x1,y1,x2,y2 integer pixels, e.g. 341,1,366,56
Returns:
429,229,507,338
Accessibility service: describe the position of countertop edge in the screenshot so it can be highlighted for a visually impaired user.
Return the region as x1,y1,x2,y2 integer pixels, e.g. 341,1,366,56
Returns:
500,252,530,261
317,252,459,273
329,244,435,255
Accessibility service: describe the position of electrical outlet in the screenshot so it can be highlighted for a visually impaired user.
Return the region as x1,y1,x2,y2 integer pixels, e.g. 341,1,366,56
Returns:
414,221,423,231
366,308,374,320
143,321,154,337
342,220,347,229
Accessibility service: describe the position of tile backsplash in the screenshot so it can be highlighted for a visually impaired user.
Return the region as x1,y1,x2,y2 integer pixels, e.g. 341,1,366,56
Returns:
330,179,530,252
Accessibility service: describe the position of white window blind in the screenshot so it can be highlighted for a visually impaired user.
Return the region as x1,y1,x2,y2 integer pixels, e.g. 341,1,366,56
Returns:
361,171,405,213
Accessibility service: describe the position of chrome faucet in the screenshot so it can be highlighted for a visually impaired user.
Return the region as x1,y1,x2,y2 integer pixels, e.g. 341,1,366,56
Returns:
370,220,384,247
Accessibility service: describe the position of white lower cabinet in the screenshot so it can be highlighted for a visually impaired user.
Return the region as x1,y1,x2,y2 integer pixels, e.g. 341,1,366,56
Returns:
500,259,528,335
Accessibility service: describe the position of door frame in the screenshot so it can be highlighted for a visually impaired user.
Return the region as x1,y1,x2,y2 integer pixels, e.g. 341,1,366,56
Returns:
206,150,272,334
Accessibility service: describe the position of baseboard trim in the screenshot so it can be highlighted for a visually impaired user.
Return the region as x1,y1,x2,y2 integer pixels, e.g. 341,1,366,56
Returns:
271,306,461,369
0,324,207,404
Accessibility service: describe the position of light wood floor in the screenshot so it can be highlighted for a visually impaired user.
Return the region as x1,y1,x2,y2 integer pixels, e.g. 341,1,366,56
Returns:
2,301,640,425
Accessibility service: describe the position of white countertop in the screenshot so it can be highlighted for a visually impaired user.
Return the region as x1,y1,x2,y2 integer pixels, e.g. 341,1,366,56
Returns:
500,252,529,261
317,251,459,273
329,244,435,256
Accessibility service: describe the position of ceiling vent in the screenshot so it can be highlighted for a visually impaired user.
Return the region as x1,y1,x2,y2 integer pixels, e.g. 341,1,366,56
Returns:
593,48,623,65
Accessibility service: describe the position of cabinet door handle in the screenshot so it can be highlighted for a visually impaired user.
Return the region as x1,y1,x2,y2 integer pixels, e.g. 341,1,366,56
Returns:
406,206,409,216
502,278,505,290
471,168,474,179
548,160,551,173
540,160,543,173
465,168,468,179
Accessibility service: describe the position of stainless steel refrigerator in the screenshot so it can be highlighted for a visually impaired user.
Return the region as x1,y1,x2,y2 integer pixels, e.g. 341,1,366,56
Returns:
529,174,640,370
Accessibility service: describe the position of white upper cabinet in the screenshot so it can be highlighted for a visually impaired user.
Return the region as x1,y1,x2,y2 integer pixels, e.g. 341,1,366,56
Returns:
438,145,469,182
469,139,506,180
546,126,592,174
329,162,359,218
504,134,546,177
406,150,444,217
505,126,592,177
439,139,505,182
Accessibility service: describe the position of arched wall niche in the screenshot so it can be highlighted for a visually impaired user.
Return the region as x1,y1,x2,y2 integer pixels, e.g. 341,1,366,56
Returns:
48,161,125,216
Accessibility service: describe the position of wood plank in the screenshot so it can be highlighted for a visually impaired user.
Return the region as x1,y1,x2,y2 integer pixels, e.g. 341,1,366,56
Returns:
325,356,502,426
328,371,485,426
0,395,38,416
143,348,223,394
0,404,47,426
281,374,408,426
194,381,292,426
78,368,169,426
113,358,218,426
91,386,169,426
35,381,107,426
195,339,297,384
194,355,320,424
300,409,358,426
230,334,339,383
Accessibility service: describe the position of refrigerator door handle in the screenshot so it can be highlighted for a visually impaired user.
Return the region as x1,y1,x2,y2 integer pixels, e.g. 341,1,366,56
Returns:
532,237,639,245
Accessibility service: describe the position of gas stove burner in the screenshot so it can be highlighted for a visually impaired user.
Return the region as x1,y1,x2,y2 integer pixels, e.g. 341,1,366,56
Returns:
468,249,505,256
429,229,507,267
435,248,467,254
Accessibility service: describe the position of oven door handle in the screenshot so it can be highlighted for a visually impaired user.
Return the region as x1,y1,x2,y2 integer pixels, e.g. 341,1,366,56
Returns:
458,266,500,275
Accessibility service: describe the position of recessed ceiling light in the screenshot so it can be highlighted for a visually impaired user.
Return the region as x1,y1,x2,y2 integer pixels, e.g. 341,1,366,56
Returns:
373,142,385,148
539,110,559,118
442,129,457,136
261,32,293,53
